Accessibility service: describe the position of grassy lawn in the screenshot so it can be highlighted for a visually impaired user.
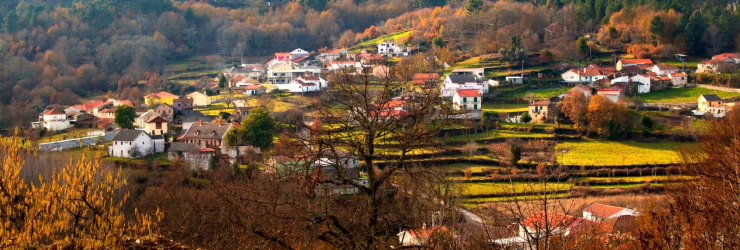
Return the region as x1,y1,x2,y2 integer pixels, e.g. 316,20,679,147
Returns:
509,87,571,99
443,129,552,143
194,108,235,116
555,139,696,166
640,87,740,103
660,59,702,68
459,182,573,196
352,31,411,49
444,57,482,75
482,103,528,113
578,176,693,183
487,66,551,78
465,193,570,203
442,163,505,173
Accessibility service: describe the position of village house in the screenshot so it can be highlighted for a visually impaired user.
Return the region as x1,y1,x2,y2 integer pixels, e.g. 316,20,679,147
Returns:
629,74,652,94
182,111,212,131
568,85,595,98
583,203,638,222
152,104,175,122
412,73,440,88
505,76,524,84
236,85,266,96
180,121,234,155
317,48,350,63
65,99,134,117
172,99,194,114
441,75,487,97
451,68,485,78
167,142,216,170
142,116,168,136
696,94,734,117
186,92,211,107
597,86,625,102
668,72,688,87
616,59,654,71
528,100,553,123
452,89,482,111
561,68,609,84
359,54,384,65
377,40,408,57
697,53,740,73
33,108,72,131
397,225,452,248
234,77,260,87
326,60,356,71
108,130,164,158
266,62,322,84
234,107,254,120
144,91,179,106
276,75,327,93
650,64,679,75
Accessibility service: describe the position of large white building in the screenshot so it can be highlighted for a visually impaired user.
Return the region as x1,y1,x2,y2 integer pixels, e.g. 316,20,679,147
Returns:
108,130,165,158
275,75,327,93
441,75,488,97
377,40,408,57
32,109,72,131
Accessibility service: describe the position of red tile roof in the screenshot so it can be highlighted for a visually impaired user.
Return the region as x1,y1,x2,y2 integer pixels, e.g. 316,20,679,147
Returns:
619,59,653,65
671,72,687,77
145,91,178,99
413,73,440,85
405,226,449,239
522,212,578,229
42,109,65,115
653,64,679,71
244,85,263,90
300,75,320,81
147,116,169,123
369,109,410,118
456,89,481,97
530,100,551,106
296,80,315,87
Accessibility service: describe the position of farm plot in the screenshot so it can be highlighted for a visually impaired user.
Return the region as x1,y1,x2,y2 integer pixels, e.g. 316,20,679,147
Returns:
555,139,695,166
640,87,740,103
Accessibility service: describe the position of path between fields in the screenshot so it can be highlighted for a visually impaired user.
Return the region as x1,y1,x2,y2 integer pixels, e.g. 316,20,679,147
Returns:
697,84,740,93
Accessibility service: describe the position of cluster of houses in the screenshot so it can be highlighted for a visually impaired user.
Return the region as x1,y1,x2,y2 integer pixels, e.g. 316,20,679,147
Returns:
395,203,639,248
561,59,688,96
697,52,740,74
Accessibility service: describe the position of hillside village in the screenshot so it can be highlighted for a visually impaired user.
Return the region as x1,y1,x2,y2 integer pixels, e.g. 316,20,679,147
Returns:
22,32,740,247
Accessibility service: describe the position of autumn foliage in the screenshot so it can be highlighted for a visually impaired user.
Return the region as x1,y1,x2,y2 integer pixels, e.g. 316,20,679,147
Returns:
0,135,160,248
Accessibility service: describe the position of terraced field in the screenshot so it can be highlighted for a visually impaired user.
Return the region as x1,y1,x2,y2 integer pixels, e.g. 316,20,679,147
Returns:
555,139,694,166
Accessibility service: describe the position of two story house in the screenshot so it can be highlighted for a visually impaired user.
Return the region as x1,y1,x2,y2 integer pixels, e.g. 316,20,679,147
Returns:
528,100,552,122
181,121,234,155
33,108,71,131
108,130,164,158
144,91,179,106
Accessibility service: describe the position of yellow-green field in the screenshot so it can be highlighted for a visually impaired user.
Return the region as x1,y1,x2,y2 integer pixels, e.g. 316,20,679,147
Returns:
555,139,695,166
482,103,528,113
459,182,573,196
641,87,740,103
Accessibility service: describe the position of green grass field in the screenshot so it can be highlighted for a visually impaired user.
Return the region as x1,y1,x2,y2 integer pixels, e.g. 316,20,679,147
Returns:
352,31,411,49
442,163,505,173
555,139,695,166
577,176,693,183
482,103,528,113
509,87,571,99
444,57,482,75
459,182,573,196
443,129,552,143
640,87,740,103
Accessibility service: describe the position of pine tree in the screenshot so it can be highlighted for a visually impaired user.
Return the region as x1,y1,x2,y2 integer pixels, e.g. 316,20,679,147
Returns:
685,11,707,57
219,74,227,89
3,10,19,33
465,0,483,15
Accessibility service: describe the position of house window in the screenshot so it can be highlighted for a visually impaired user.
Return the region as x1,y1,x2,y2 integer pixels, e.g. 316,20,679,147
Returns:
474,104,478,110
474,97,478,102
463,105,467,109
463,97,467,102
156,122,162,129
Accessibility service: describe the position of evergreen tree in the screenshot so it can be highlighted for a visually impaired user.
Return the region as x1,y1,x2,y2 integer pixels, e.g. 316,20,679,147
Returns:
3,10,19,33
299,0,328,11
649,16,664,38
685,11,707,57
219,75,227,88
576,36,590,57
465,0,483,15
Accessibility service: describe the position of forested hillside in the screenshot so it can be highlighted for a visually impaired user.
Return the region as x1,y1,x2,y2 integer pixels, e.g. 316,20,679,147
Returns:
0,0,737,131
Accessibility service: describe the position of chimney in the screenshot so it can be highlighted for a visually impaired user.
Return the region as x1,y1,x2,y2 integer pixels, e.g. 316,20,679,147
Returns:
422,223,427,229
199,119,202,125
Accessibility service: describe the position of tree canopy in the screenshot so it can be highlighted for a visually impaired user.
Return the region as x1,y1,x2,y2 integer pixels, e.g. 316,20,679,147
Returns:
114,105,136,129
239,107,277,149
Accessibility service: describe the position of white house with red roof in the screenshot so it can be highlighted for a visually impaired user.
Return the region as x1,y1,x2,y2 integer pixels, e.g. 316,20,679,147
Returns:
651,64,679,76
630,74,652,93
453,89,482,111
33,108,72,131
326,60,357,71
561,68,609,83
668,72,688,87
698,53,740,73
616,59,654,71
583,203,638,222
397,225,451,247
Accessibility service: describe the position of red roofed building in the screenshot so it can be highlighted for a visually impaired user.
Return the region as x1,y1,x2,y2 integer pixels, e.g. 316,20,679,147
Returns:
561,68,609,83
519,212,595,238
453,89,481,111
583,204,638,222
397,225,452,247
413,73,440,88
668,72,688,87
144,91,179,106
616,59,654,70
